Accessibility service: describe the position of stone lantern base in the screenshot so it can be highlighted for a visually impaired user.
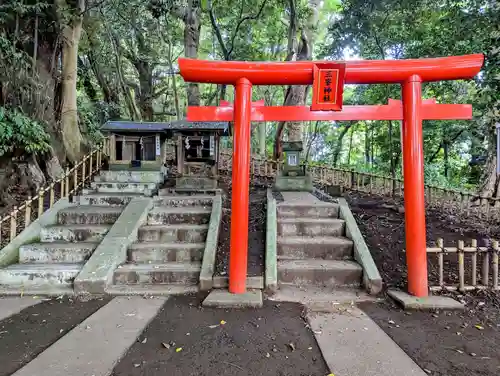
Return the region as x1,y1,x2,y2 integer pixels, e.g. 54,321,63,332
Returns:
274,173,313,192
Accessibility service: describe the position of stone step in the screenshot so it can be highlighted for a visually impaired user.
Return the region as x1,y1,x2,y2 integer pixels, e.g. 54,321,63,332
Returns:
138,224,209,243
41,224,111,242
19,242,98,263
95,170,164,183
147,207,211,225
90,182,157,195
0,263,82,288
74,193,142,206
277,259,362,287
153,195,214,208
128,242,205,263
58,206,122,225
277,203,340,218
158,188,221,196
277,236,353,260
113,263,201,285
105,284,199,296
277,217,346,237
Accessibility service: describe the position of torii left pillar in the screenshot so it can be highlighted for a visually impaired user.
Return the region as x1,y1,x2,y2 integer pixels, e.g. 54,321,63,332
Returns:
229,78,253,293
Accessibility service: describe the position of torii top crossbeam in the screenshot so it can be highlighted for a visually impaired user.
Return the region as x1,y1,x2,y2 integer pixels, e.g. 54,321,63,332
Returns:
178,54,484,298
179,54,483,85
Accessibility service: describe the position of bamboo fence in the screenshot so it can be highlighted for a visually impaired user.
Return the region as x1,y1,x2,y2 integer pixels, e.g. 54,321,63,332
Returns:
0,146,107,249
427,238,499,292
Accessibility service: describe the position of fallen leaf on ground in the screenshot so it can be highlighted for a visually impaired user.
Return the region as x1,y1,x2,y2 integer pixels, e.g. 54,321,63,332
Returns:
176,347,183,352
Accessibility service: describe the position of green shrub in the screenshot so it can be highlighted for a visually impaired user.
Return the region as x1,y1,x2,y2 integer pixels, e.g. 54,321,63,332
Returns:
0,107,51,157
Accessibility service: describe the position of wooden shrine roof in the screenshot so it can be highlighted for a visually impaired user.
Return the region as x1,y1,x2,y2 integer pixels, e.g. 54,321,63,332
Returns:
102,120,229,133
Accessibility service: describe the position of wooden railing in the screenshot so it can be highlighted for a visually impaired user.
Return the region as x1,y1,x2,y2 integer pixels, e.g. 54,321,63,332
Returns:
0,146,107,249
428,238,499,292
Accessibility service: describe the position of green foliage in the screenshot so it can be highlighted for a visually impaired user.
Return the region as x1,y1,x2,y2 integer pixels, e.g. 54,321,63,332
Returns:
0,107,50,157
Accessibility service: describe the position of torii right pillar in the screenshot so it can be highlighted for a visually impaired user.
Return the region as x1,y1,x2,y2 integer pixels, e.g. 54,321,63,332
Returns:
402,75,427,296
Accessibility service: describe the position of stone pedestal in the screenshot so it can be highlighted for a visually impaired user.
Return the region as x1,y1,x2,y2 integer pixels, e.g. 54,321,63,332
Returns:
176,176,218,190
274,174,313,192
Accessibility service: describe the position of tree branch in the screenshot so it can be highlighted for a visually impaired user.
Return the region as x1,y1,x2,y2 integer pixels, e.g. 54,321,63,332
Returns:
207,0,229,59
427,129,465,163
170,1,187,21
226,0,268,59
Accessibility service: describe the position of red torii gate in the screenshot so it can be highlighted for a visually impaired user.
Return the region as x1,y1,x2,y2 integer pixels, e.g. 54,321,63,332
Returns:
179,54,484,297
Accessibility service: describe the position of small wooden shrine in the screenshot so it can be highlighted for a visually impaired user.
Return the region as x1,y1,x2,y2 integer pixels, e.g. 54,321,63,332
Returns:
102,120,229,187
102,121,167,170
171,120,228,189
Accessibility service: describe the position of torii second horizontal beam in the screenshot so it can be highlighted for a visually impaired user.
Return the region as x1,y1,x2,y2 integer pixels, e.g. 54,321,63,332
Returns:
186,102,472,122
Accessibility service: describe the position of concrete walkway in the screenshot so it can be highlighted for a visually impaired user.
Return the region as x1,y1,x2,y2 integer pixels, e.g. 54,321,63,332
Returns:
12,297,167,376
307,307,427,376
0,297,42,321
1,296,427,376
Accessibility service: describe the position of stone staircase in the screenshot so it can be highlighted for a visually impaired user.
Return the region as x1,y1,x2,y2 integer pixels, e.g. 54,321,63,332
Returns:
0,169,164,294
276,202,363,290
111,193,214,293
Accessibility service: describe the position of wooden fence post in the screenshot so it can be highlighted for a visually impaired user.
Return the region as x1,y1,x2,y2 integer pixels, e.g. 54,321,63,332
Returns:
10,207,17,241
49,183,55,208
437,238,444,287
38,190,44,217
482,247,490,287
82,157,86,186
25,196,32,228
471,239,477,287
493,240,499,290
65,167,70,197
458,240,465,292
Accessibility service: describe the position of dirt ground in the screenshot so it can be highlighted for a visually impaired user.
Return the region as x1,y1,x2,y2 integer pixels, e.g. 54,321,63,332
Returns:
360,300,500,376
346,191,500,376
215,177,268,277
111,294,329,376
0,296,110,376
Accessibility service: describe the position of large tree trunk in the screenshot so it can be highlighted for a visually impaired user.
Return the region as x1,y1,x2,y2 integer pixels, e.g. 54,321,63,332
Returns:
259,123,266,155
184,0,201,106
87,49,121,119
333,123,352,167
56,0,85,163
274,0,323,158
134,61,154,121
